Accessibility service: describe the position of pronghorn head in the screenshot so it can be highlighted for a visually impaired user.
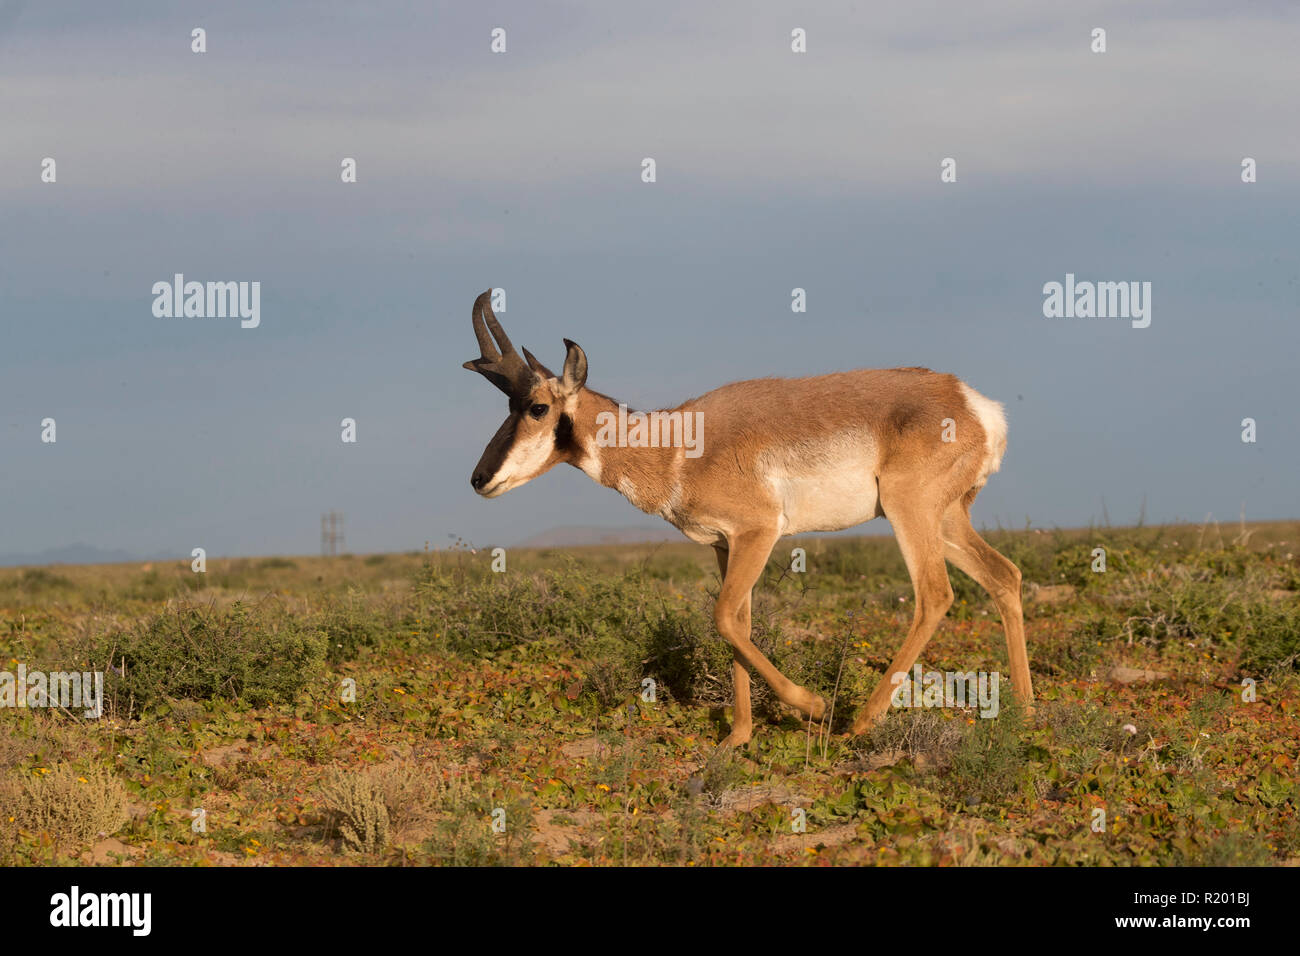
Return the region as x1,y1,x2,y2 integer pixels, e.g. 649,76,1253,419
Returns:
463,289,588,497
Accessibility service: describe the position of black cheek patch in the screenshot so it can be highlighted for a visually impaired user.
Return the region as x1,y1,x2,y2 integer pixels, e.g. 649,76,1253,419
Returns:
554,413,576,453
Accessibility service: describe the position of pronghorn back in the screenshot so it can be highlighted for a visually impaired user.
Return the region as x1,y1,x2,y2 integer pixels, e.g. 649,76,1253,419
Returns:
659,367,1005,538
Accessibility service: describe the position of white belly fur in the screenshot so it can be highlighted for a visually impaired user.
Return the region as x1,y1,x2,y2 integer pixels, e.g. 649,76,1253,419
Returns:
764,442,880,536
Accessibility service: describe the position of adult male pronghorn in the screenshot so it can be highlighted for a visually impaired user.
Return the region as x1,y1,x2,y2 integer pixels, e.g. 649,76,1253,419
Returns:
463,290,1032,745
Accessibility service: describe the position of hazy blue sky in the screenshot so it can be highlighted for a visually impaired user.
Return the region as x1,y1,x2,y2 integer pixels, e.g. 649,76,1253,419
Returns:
1,0,1296,561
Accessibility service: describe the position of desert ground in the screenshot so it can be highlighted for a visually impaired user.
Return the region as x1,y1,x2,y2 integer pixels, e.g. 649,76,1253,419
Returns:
2,520,1297,866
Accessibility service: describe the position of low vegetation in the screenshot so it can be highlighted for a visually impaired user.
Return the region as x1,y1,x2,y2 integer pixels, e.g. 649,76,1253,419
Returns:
0,521,1296,865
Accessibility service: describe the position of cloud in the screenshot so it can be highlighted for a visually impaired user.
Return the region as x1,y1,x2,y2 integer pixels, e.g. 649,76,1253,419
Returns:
2,0,1296,205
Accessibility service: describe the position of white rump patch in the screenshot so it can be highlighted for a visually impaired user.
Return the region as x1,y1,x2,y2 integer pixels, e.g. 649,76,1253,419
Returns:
958,382,1008,485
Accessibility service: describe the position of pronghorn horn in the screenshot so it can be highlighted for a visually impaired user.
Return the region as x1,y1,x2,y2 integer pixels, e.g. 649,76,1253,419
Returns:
522,347,555,379
463,289,534,397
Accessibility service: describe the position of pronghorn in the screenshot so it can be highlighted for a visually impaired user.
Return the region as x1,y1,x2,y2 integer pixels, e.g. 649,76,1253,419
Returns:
463,290,1032,744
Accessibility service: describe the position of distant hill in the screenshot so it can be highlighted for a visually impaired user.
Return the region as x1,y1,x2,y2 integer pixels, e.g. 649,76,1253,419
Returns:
0,543,142,567
515,525,684,548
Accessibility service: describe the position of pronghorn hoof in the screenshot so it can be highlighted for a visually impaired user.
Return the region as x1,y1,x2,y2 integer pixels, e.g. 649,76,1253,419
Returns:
849,709,886,736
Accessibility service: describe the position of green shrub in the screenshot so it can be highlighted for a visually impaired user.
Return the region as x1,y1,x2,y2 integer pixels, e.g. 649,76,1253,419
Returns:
946,700,1029,804
1071,560,1300,675
257,557,298,570
638,604,719,704
0,568,75,605
92,599,327,713
19,568,75,591
1037,613,1108,678
415,559,664,655
800,538,910,591
1037,699,1130,773
318,590,386,663
1240,602,1300,674
125,570,175,602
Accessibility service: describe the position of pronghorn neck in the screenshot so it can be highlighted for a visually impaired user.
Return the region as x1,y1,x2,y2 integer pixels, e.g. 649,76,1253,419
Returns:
568,389,685,517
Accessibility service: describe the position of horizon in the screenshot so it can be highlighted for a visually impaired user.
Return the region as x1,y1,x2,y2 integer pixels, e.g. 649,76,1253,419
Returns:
3,515,1294,569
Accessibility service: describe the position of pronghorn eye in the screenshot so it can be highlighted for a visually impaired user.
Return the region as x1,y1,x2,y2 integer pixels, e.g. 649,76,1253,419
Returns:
529,403,549,419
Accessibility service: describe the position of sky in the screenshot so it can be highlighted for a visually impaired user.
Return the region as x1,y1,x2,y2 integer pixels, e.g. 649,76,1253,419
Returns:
1,0,1297,561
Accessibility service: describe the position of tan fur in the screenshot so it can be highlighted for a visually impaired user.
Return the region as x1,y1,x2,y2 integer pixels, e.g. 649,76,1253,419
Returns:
470,335,1033,746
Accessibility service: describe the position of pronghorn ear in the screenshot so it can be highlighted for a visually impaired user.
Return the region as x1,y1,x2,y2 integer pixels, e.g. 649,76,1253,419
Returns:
522,347,555,380
560,339,587,393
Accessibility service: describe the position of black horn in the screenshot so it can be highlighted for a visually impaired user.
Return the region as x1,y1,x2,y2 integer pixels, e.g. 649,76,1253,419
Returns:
462,289,535,397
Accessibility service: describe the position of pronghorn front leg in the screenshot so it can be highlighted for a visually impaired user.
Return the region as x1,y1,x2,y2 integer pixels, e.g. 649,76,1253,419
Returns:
713,531,826,746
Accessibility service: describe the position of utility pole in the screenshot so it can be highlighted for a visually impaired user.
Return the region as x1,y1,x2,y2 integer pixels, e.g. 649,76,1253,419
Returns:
321,511,344,556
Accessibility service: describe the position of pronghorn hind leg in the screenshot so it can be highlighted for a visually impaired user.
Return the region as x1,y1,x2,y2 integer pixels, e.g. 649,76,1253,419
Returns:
713,530,825,745
940,496,1033,714
713,546,754,748
851,490,954,734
